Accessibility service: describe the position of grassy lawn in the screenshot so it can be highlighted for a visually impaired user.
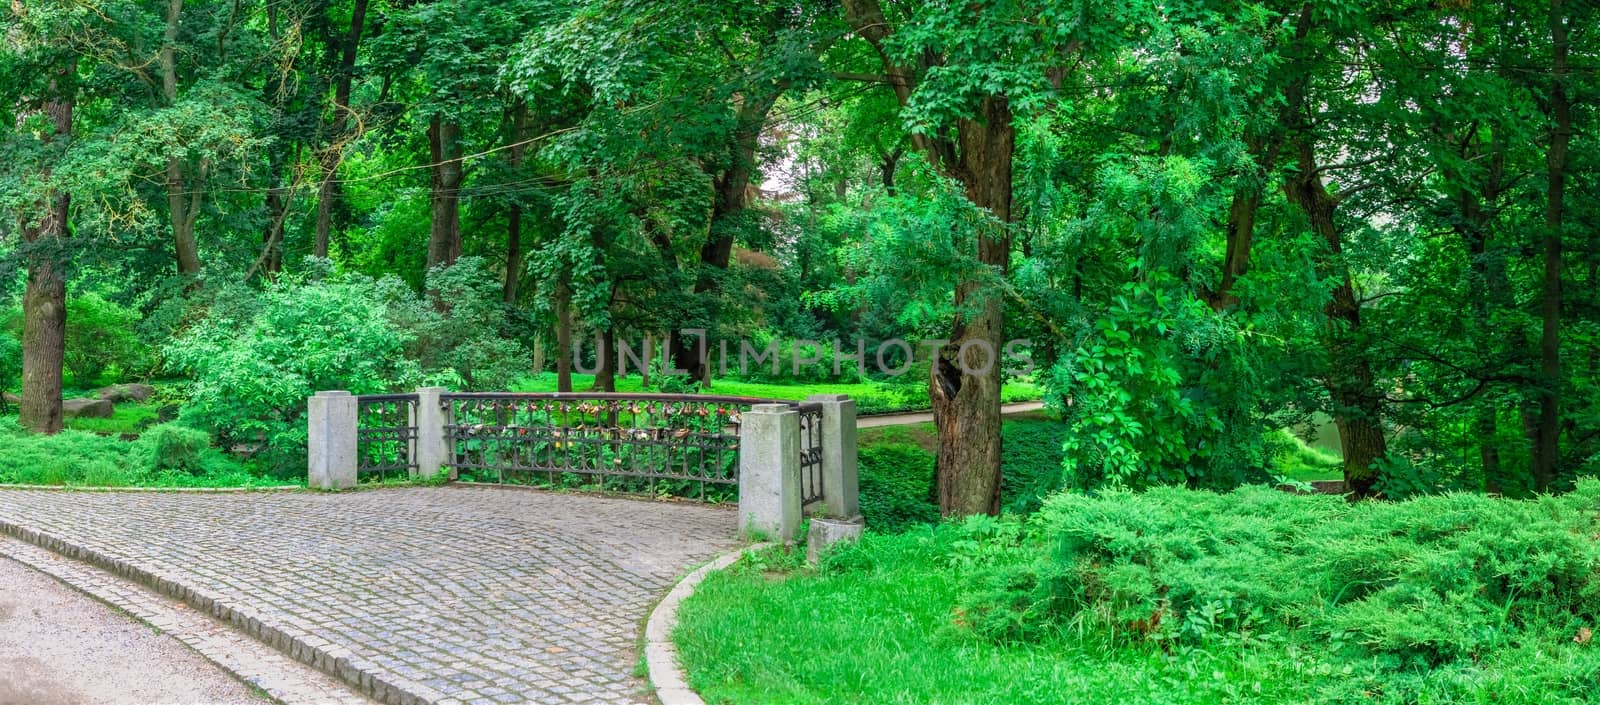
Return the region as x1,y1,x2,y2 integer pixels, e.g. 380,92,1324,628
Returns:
511,373,1041,415
677,485,1600,705
676,538,1313,705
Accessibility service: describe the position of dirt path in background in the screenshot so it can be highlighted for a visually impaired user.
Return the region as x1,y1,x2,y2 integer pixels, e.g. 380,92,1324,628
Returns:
0,556,268,705
857,401,1047,429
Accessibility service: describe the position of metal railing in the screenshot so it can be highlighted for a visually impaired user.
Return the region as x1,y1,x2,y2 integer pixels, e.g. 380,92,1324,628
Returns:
436,392,822,502
798,404,825,507
346,390,828,506
355,393,417,483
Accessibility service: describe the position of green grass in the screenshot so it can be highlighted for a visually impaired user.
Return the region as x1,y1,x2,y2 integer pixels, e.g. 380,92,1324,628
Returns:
510,373,1041,415
59,402,163,435
676,536,1318,705
1268,428,1344,482
677,484,1600,705
857,413,1066,532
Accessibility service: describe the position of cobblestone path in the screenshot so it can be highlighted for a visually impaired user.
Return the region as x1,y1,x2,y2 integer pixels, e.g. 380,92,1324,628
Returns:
0,486,739,705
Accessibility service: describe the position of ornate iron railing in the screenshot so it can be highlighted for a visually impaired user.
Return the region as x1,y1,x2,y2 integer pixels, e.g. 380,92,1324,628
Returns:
356,394,417,483
798,403,825,507
348,391,828,505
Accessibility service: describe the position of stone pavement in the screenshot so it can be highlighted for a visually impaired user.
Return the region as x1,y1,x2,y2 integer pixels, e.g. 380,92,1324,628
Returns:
0,486,740,705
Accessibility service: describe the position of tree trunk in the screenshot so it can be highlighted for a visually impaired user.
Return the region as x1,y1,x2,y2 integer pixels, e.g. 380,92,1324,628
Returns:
312,0,369,258
1533,0,1569,492
671,87,786,382
593,326,616,392
503,103,530,303
15,58,76,434
555,277,573,393
161,0,202,277
844,0,1013,516
930,97,1013,517
1284,141,1387,497
427,115,464,268
262,151,287,275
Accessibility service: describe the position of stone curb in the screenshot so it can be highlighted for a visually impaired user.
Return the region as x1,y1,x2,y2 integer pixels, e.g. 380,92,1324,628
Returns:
0,519,431,705
0,536,372,705
642,542,772,705
0,483,305,493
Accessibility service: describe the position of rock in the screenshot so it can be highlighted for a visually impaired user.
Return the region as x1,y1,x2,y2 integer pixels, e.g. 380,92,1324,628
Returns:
97,383,155,403
62,398,115,419
806,516,865,564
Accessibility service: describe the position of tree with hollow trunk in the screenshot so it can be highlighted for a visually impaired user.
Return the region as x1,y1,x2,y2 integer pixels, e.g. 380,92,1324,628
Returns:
842,0,1047,516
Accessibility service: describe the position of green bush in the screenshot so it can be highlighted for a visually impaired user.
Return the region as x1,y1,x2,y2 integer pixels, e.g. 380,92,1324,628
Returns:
0,422,267,487
164,270,422,474
134,423,210,475
64,293,150,385
956,482,1600,701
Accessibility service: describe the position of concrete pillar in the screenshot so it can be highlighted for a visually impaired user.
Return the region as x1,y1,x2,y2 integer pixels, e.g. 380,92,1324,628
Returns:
307,390,357,490
807,394,861,520
413,387,450,480
738,403,801,542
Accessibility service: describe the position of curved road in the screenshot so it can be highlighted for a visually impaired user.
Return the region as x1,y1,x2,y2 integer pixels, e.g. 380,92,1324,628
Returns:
0,555,269,705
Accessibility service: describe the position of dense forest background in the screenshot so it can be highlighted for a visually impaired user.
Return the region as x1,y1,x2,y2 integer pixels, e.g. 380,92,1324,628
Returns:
2,0,1596,507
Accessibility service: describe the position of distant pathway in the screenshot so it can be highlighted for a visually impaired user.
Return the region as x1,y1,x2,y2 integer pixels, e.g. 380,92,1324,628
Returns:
858,401,1047,429
0,487,739,705
0,553,270,705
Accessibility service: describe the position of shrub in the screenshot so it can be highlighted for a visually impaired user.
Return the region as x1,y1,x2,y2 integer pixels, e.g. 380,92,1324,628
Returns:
0,422,262,486
956,482,1600,701
134,423,211,475
165,269,422,473
64,293,150,385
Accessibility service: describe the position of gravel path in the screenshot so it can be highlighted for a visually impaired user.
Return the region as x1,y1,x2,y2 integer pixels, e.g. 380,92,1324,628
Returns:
856,400,1046,428
0,555,269,705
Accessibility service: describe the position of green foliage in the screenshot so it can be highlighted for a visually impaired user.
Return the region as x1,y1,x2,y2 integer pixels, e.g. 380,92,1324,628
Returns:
63,293,149,385
679,484,1600,705
857,443,939,532
165,268,422,473
0,330,19,401
953,483,1600,701
0,421,268,487
134,423,211,476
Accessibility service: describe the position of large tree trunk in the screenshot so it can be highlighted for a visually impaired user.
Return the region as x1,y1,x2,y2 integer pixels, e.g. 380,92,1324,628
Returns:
161,0,202,276
931,98,1013,517
427,115,464,268
15,58,75,434
1284,141,1387,497
1533,0,1569,492
844,0,1013,516
312,0,370,258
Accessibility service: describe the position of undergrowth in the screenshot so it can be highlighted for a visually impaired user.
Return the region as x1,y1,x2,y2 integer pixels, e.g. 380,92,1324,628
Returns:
0,418,278,487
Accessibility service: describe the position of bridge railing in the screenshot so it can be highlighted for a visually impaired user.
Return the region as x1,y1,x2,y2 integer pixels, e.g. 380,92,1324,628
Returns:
308,388,858,541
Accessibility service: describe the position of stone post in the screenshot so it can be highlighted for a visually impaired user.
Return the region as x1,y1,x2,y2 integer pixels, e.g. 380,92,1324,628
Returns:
413,387,450,480
738,403,801,542
307,390,357,490
807,394,861,520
